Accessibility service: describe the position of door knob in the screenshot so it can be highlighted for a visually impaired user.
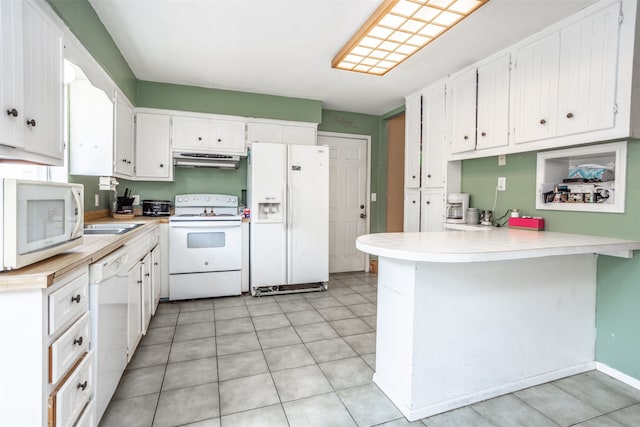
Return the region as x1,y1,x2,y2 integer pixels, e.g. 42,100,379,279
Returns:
360,213,366,219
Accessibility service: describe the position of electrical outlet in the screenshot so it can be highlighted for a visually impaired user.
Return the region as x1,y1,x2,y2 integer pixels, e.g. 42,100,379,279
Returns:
371,193,377,202
498,177,506,191
498,154,506,166
133,195,140,205
94,194,99,207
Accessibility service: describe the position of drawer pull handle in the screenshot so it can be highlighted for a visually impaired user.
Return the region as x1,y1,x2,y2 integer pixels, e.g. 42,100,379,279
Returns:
71,294,81,303
73,336,83,346
77,381,88,391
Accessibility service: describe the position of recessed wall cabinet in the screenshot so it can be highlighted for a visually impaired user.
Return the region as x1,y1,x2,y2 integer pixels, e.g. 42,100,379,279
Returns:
247,120,318,145
0,0,64,165
135,112,173,181
0,265,95,427
536,141,626,213
172,113,246,155
512,2,620,144
449,53,510,154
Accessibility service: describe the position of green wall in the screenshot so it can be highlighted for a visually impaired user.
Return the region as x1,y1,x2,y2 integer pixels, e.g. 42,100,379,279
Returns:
47,0,137,102
461,140,640,380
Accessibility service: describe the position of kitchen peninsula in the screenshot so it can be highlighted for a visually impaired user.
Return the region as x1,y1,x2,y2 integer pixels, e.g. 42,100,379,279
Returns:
356,229,640,422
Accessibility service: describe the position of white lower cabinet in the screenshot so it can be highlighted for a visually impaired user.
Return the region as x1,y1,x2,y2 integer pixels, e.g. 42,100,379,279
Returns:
420,189,445,232
0,264,93,427
403,189,421,232
127,260,143,361
151,244,161,315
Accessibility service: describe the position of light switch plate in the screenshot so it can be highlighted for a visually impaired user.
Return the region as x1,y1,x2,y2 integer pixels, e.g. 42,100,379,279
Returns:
371,193,377,202
498,154,506,166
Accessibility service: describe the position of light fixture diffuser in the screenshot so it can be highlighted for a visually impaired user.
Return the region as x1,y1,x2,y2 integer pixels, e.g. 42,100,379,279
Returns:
332,0,489,75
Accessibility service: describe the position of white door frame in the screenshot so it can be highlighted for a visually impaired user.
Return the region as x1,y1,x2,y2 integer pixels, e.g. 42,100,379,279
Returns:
318,131,372,273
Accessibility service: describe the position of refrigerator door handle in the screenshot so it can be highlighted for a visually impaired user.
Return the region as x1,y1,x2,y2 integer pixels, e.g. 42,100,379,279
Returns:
287,180,293,281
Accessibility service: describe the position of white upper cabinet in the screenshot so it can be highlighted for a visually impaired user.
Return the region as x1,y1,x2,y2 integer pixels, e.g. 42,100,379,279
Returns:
421,83,445,188
404,93,421,188
113,89,135,177
0,0,25,149
450,54,510,154
449,68,477,154
247,120,317,145
172,114,246,155
511,32,560,144
512,2,620,145
476,54,510,150
0,0,63,164
136,112,172,181
21,0,64,162
556,2,620,137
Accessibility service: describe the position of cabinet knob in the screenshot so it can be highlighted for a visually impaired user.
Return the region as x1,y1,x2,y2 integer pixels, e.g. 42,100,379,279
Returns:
122,158,127,163
566,112,574,119
412,175,416,179
412,200,416,204
540,119,546,125
154,262,159,266
6,108,18,117
481,132,486,137
137,280,142,284
159,164,164,168
360,213,366,219
26,119,36,127
426,201,431,205
77,381,88,391
127,160,132,164
427,174,432,178
70,294,81,303
217,138,222,142
145,273,150,277
463,135,469,140
360,205,365,209
73,336,83,346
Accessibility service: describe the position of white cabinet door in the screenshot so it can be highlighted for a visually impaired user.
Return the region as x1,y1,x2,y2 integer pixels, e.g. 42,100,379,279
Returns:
282,125,316,145
210,119,245,153
135,113,172,180
172,115,210,151
556,2,620,137
450,68,477,154
403,189,421,232
0,0,25,148
114,90,135,177
404,93,421,188
476,54,510,150
421,84,445,188
420,189,444,232
247,122,283,143
511,32,560,144
141,253,152,334
150,245,161,315
127,263,142,362
22,0,64,162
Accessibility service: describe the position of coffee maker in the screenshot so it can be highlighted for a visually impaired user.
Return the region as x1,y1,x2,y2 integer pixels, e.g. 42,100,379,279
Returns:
446,193,470,224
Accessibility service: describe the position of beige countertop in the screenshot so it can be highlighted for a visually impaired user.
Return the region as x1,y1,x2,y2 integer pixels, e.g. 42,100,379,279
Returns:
0,216,165,291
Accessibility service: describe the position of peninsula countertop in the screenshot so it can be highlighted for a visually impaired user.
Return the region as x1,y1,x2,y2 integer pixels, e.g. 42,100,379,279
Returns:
356,229,640,263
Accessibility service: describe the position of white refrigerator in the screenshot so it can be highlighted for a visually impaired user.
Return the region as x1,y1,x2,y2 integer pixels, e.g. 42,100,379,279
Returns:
248,143,329,295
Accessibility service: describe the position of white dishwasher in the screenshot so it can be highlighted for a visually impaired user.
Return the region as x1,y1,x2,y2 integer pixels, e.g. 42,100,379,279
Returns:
89,246,129,424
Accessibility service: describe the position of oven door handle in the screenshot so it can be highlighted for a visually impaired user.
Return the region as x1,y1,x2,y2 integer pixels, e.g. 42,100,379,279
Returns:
170,221,241,228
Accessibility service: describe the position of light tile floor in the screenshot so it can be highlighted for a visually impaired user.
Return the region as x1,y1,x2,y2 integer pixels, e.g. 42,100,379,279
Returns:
101,272,640,427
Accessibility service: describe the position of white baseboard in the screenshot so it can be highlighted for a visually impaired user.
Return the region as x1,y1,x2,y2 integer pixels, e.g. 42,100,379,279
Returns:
596,362,640,390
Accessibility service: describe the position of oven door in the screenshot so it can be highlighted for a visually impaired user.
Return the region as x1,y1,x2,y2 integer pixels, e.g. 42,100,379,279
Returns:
169,221,242,274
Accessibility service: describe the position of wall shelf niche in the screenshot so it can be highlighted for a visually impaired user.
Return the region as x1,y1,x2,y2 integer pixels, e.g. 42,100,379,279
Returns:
536,141,627,213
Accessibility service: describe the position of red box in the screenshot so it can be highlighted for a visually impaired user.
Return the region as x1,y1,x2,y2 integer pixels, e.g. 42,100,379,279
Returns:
508,217,545,231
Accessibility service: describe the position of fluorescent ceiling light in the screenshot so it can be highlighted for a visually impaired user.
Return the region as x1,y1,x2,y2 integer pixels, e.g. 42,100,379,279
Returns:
332,0,489,75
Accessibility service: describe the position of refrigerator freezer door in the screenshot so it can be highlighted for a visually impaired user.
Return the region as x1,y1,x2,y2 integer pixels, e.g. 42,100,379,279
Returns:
287,145,330,284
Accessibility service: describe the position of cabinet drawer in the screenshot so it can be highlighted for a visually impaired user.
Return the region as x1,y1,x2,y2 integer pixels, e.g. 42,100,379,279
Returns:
49,270,89,336
49,312,90,384
74,398,95,427
49,350,94,427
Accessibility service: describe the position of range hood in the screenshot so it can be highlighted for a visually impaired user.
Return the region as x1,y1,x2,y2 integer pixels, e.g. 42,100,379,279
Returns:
173,152,240,169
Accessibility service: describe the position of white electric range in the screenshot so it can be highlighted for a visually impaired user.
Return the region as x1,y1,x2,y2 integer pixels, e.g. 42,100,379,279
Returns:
169,194,243,300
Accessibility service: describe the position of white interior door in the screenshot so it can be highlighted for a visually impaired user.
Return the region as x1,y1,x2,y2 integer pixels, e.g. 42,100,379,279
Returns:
318,133,368,273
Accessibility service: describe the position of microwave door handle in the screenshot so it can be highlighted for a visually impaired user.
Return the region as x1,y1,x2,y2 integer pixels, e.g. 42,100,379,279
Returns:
71,189,83,239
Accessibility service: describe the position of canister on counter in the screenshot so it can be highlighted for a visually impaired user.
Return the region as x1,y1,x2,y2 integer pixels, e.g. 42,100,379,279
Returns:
466,208,480,225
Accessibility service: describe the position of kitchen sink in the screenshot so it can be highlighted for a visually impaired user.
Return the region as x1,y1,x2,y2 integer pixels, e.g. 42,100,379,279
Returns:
83,223,143,235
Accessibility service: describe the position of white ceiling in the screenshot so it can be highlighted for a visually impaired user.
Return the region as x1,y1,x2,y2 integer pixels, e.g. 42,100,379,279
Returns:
89,0,599,116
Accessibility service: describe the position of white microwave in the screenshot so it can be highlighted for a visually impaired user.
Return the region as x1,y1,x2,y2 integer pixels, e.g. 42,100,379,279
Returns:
1,179,84,271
